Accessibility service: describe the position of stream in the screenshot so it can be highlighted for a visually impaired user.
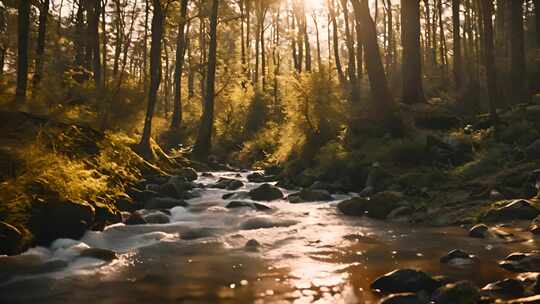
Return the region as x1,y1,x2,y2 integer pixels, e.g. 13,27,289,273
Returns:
0,171,538,304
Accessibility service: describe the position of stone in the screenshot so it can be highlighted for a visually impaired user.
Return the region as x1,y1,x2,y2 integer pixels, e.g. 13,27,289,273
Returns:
483,199,540,221
156,182,181,199
506,295,540,303
249,183,284,201
499,252,540,273
125,212,147,225
338,191,403,219
143,212,170,224
239,217,298,230
288,189,333,203
244,239,261,252
387,206,414,222
371,269,439,293
175,167,198,181
526,139,540,160
126,187,160,202
440,249,476,265
115,193,142,212
378,293,423,304
247,172,277,183
0,222,23,255
80,248,117,261
225,201,271,211
469,224,489,238
145,197,187,210
180,228,218,240
431,281,480,304
531,216,540,234
211,178,244,190
482,278,525,297
222,191,250,200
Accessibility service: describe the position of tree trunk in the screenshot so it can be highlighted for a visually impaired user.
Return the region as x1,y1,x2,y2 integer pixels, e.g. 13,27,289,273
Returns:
452,0,462,89
510,0,528,103
171,0,189,129
88,0,102,89
113,0,123,78
16,0,30,103
0,3,5,80
329,0,346,85
139,0,165,152
193,0,219,158
480,0,498,126
75,0,86,71
312,14,322,70
101,0,108,86
33,0,50,91
340,0,357,85
401,0,425,104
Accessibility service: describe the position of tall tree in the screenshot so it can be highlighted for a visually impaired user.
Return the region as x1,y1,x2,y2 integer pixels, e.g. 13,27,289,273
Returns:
0,2,7,80
170,0,189,129
480,0,498,126
401,0,425,104
88,0,103,88
193,0,219,158
16,0,31,103
452,0,462,90
33,0,50,91
328,0,346,85
138,0,165,155
510,0,528,103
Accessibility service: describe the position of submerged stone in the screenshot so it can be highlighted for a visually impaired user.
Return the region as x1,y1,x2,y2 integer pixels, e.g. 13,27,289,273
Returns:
371,269,439,293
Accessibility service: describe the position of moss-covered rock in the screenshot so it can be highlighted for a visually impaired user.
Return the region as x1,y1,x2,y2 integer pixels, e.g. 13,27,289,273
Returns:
482,199,540,222
337,191,404,219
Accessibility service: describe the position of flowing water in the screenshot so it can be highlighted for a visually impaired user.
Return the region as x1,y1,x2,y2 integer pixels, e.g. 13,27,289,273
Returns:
1,171,538,304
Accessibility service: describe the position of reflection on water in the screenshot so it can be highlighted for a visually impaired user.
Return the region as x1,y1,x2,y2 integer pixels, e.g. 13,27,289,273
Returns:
1,171,538,303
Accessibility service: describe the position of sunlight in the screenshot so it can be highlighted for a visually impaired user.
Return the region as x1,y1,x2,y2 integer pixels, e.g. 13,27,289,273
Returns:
303,0,326,10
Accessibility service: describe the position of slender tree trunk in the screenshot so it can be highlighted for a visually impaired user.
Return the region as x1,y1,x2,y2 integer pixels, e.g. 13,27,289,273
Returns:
0,4,5,80
437,0,448,76
303,14,311,72
113,0,123,78
535,0,540,92
139,0,165,152
88,0,102,88
354,12,363,80
16,0,31,103
510,0,528,103
33,0,50,91
312,14,322,70
75,0,86,70
101,0,108,86
171,0,189,129
452,0,462,89
329,0,346,85
401,0,425,104
480,0,498,126
340,0,357,84
261,11,267,87
193,0,219,158
143,0,149,93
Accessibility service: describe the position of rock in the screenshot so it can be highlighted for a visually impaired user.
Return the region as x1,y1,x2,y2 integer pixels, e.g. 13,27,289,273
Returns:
145,197,187,210
211,178,244,190
239,217,298,230
440,249,476,265
181,228,218,240
506,295,540,303
175,167,198,181
222,191,249,200
431,281,480,304
387,206,414,222
531,216,540,234
469,224,489,238
126,187,160,202
143,212,170,224
244,239,261,252
247,172,277,183
483,199,540,221
168,176,197,193
225,201,271,211
249,183,284,201
115,193,142,212
482,278,525,297
526,139,540,160
29,199,95,245
288,189,333,203
338,191,403,219
535,276,540,294
156,182,182,199
275,179,298,190
0,222,23,255
499,252,540,272
80,248,117,261
125,212,147,225
201,172,214,177
378,293,423,304
371,269,439,293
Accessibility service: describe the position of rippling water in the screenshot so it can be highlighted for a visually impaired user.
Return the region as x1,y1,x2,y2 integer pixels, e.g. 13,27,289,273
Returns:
1,171,537,303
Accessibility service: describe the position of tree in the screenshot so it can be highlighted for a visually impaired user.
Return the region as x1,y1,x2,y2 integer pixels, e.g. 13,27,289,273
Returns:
170,0,189,129
480,0,498,126
33,0,50,91
16,0,31,103
138,0,165,156
452,0,462,90
510,0,528,104
193,0,219,158
87,0,103,88
0,2,7,80
401,0,425,104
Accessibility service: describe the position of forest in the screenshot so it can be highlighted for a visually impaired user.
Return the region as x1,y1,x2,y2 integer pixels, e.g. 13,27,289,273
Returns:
0,0,540,303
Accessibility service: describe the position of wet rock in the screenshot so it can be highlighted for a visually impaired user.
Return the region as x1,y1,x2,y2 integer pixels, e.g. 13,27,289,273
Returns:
371,269,439,293
125,212,147,225
378,293,423,304
431,281,480,304
338,191,403,219
126,187,160,202
181,228,218,240
275,179,298,190
143,211,170,224
174,167,198,181
29,199,95,245
249,183,284,201
247,172,277,183
440,249,476,265
499,252,540,272
222,191,249,200
201,172,214,177
225,201,271,211
506,295,540,303
287,189,333,203
156,182,182,199
80,248,117,261
0,221,23,255
387,206,414,222
115,193,142,212
211,178,244,190
239,217,298,230
483,199,540,221
535,276,540,294
244,239,261,252
531,216,540,234
145,197,188,210
469,224,489,238
482,278,525,297
168,176,197,193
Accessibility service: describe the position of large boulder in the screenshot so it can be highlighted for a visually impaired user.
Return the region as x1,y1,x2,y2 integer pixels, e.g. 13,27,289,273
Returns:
483,199,540,221
173,167,198,181
498,252,540,273
338,191,403,219
530,216,540,234
29,199,95,245
225,201,271,211
482,278,525,297
145,197,187,210
378,293,423,304
211,178,244,190
247,172,277,183
469,224,489,238
288,189,333,203
431,281,480,304
249,183,284,201
125,212,147,225
0,222,24,255
126,187,160,202
143,211,170,224
371,269,439,293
